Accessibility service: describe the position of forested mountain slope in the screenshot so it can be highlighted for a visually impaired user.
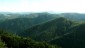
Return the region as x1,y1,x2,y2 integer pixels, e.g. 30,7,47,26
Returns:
0,12,85,48
0,13,59,34
0,30,59,48
50,23,85,48
22,17,76,41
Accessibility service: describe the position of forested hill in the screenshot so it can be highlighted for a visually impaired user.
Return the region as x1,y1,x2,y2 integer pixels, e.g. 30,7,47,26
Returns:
49,23,85,48
0,13,85,34
21,17,85,48
21,17,76,41
0,12,85,48
0,30,59,48
0,13,59,34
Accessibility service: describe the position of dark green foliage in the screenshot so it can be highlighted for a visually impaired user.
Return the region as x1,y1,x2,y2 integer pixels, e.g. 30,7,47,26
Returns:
0,13,85,48
0,30,59,48
0,13,58,35
22,17,74,41
0,40,7,48
20,17,85,48
50,23,85,48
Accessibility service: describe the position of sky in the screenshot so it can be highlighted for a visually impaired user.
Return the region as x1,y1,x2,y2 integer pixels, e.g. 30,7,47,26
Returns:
0,0,85,13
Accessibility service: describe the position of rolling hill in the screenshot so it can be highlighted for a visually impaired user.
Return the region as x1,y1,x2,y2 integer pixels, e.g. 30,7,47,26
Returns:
49,23,85,48
0,12,85,48
0,13,59,34
21,17,76,41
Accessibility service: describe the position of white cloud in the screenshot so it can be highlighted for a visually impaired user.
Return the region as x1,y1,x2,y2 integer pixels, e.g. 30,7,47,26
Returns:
0,0,85,13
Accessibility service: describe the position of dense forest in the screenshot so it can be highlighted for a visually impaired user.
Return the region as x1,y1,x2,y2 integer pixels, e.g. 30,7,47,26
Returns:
0,12,85,48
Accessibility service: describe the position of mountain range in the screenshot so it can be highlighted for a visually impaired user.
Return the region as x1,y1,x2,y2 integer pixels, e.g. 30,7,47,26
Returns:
0,12,85,48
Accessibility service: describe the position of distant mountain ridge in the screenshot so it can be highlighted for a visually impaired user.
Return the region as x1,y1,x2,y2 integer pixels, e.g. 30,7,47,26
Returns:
0,12,85,22
0,12,85,48
22,17,75,41
0,13,59,34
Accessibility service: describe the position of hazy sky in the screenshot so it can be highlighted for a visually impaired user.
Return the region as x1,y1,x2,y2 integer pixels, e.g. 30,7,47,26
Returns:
0,0,85,13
